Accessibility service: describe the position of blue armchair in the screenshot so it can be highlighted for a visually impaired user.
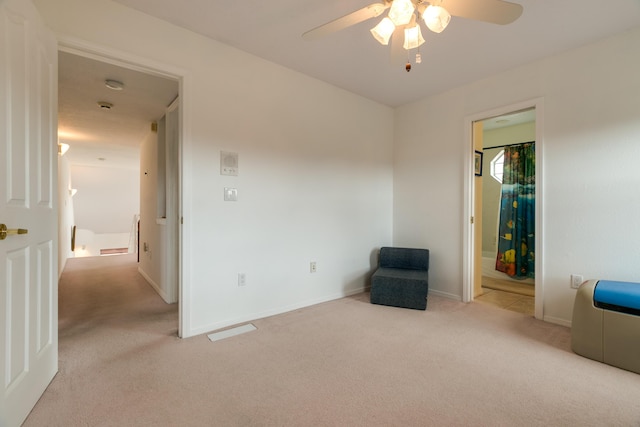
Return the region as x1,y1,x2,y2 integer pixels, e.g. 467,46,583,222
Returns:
370,247,429,310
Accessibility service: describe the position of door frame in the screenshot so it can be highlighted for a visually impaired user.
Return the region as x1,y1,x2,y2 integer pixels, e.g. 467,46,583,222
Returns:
56,36,191,337
164,96,180,304
462,98,544,320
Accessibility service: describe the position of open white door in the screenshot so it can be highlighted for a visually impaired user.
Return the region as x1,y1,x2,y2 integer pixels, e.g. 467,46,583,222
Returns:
0,0,58,425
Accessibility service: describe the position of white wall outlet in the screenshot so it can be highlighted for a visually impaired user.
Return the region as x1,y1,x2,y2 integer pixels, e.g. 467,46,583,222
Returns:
571,274,584,289
238,273,246,286
310,262,317,273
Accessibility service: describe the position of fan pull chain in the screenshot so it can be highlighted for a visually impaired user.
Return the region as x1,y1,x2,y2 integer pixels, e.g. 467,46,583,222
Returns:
405,48,422,72
406,49,412,72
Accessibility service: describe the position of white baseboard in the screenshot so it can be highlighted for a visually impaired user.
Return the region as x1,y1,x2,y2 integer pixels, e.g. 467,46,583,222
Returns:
138,267,171,304
189,286,367,338
543,315,572,328
428,288,462,301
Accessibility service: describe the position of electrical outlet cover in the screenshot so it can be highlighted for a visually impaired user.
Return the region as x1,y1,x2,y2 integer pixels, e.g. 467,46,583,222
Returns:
571,274,583,289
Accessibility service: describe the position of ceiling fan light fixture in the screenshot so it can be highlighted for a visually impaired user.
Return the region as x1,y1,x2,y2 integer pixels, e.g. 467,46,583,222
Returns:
423,5,451,33
388,0,415,26
403,22,425,50
370,17,396,45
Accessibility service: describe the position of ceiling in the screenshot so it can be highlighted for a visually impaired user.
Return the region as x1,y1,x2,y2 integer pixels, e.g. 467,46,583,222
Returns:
110,0,640,107
58,0,640,169
58,51,178,169
482,108,534,131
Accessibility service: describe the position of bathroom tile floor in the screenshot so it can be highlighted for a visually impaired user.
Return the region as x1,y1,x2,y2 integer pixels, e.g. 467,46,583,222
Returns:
475,287,535,316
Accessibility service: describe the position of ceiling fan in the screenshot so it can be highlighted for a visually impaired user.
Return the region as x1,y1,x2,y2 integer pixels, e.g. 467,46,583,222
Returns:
303,0,523,71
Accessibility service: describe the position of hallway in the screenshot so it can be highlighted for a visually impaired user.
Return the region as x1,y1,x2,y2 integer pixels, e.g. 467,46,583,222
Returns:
25,254,178,426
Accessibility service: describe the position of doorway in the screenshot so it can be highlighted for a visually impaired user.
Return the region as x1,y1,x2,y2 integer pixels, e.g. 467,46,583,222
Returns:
57,43,184,334
463,99,544,320
475,109,536,315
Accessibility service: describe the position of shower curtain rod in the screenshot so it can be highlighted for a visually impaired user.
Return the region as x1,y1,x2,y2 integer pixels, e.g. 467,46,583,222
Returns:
483,140,535,150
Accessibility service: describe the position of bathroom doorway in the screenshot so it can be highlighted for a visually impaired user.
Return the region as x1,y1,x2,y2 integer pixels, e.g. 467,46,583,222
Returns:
475,109,536,315
463,98,544,320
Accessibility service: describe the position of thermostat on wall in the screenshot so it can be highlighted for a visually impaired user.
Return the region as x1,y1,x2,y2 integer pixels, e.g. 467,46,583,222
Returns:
220,151,238,176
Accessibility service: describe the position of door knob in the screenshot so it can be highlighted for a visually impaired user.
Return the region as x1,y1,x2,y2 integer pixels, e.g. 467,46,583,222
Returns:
0,224,28,240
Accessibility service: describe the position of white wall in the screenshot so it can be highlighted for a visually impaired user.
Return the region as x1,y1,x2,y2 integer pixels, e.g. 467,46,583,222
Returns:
35,0,394,336
57,154,75,275
70,164,139,257
71,164,139,233
138,125,171,302
73,229,130,257
41,0,639,332
394,27,640,325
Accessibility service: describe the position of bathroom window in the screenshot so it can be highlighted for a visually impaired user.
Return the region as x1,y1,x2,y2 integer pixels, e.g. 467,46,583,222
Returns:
490,150,504,183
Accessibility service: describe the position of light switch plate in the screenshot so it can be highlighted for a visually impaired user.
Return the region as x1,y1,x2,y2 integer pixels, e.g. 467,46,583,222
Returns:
224,187,238,201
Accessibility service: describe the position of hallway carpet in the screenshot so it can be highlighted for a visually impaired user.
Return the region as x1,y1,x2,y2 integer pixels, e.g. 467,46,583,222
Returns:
24,255,640,426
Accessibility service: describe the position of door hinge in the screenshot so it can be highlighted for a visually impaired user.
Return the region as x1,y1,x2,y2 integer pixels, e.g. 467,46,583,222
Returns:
470,216,474,224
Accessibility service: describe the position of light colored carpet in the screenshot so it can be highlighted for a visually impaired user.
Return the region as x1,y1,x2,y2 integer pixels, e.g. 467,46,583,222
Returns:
25,254,640,426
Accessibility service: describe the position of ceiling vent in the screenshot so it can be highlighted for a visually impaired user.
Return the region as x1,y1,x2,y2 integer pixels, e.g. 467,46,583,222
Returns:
97,101,113,110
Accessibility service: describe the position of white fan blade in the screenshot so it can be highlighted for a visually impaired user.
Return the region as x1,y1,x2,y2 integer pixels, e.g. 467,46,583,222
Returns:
303,2,390,41
440,0,523,25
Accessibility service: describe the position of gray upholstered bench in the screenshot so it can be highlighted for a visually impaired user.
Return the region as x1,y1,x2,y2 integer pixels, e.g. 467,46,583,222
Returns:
572,279,640,374
370,247,429,310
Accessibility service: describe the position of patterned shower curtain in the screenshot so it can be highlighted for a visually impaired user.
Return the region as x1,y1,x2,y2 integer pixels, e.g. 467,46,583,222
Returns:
495,143,535,279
